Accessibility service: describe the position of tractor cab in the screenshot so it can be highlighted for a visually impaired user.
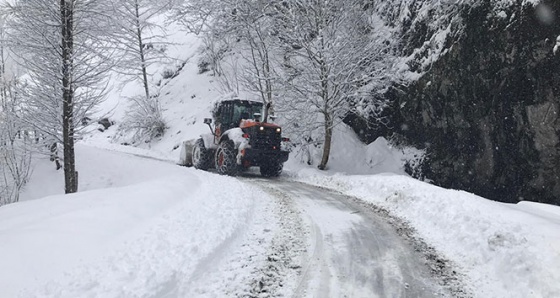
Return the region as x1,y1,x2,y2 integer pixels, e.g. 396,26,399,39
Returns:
212,99,264,133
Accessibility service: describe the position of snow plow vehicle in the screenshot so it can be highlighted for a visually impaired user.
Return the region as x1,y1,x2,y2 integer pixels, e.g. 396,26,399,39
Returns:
179,98,289,177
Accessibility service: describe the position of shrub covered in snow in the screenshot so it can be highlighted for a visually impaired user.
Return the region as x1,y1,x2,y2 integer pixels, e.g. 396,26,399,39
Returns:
117,95,167,144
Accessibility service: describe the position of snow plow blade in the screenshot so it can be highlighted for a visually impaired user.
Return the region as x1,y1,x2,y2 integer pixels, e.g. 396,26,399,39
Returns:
178,139,195,166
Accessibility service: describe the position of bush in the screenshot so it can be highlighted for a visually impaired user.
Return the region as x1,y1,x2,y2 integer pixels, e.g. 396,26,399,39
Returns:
197,59,210,74
97,118,114,131
0,137,32,206
119,95,167,144
162,69,177,80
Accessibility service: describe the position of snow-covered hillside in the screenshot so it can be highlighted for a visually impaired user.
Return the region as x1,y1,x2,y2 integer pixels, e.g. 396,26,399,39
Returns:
1,9,559,298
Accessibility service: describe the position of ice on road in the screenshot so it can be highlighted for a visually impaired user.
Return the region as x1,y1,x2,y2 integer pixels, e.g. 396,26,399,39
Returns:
252,178,455,298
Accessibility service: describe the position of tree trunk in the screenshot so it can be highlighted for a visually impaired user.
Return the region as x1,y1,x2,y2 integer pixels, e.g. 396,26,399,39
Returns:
135,0,150,100
61,0,77,193
0,28,7,103
318,112,333,170
318,52,331,170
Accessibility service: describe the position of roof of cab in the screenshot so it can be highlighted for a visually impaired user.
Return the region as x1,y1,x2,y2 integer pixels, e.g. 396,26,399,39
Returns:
220,97,262,104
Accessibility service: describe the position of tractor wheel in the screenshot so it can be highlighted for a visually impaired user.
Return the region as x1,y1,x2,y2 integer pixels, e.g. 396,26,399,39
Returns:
192,138,212,170
215,140,238,176
260,161,283,177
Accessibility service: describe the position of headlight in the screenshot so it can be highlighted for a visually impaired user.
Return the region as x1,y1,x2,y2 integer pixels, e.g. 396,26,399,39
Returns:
276,128,281,133
259,126,265,131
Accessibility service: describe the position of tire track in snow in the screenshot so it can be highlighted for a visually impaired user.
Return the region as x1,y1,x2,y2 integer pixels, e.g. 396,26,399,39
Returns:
293,222,331,298
244,180,308,298
260,178,468,298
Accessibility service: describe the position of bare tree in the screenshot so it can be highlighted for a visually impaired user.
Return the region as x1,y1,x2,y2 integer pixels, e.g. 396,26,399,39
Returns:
172,0,226,76
0,18,32,206
276,0,397,170
0,90,32,206
175,0,284,120
175,0,238,77
112,0,173,100
233,1,285,121
5,0,117,193
109,0,176,145
171,0,213,35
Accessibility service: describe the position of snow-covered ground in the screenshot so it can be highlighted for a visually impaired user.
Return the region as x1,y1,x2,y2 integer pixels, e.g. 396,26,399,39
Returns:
2,144,301,297
1,11,559,298
5,129,559,298
288,169,560,298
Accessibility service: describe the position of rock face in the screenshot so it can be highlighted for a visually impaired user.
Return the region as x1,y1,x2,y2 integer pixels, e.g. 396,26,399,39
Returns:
380,1,560,204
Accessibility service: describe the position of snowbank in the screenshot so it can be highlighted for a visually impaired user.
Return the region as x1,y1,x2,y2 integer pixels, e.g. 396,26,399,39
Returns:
285,124,422,176
0,144,274,297
292,170,560,298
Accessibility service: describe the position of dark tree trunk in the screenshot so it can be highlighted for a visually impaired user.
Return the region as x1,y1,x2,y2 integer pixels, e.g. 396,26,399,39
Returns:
61,0,77,193
318,112,333,170
318,53,332,171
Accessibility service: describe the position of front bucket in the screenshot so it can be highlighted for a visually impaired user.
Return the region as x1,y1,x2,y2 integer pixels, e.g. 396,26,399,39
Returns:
178,139,196,166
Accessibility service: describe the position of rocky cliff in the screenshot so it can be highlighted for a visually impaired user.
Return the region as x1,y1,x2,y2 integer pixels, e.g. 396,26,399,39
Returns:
368,0,560,204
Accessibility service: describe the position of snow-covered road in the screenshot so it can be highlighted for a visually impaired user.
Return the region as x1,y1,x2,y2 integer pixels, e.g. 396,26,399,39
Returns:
6,144,559,297
250,178,463,298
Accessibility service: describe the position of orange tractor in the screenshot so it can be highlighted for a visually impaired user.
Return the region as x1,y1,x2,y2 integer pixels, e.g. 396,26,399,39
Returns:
179,98,289,177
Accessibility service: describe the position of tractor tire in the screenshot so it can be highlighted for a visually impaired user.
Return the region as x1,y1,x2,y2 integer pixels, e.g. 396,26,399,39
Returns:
192,138,212,170
215,140,238,176
260,162,283,177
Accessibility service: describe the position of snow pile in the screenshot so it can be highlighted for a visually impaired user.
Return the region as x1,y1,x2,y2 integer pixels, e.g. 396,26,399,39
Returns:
292,171,560,298
286,123,423,176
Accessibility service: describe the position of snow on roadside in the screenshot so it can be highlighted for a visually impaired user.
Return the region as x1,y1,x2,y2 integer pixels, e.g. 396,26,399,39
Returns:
1,144,297,298
187,177,308,298
19,143,180,201
290,170,560,298
285,123,420,176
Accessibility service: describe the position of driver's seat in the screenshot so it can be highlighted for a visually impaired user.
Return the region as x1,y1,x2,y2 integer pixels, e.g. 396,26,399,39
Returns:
240,112,250,121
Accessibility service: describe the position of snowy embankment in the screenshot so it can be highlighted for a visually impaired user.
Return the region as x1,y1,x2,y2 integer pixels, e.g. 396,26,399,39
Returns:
0,144,292,297
289,169,560,298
